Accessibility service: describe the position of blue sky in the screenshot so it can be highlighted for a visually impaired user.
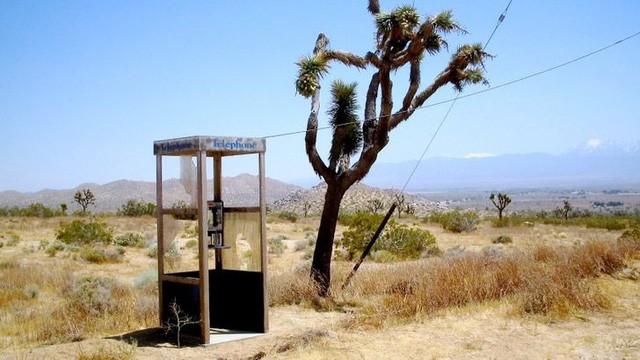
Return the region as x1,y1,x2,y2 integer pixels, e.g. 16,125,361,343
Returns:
1,1,639,192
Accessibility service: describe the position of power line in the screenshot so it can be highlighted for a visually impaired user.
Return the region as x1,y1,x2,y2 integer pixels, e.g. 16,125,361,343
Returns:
264,29,640,141
399,0,513,192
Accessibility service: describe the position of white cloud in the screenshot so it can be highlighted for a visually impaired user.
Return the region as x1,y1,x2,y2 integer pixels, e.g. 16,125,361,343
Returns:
463,152,495,159
586,138,602,149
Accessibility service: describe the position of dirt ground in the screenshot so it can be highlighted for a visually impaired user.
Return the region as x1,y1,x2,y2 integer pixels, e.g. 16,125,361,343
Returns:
1,217,639,359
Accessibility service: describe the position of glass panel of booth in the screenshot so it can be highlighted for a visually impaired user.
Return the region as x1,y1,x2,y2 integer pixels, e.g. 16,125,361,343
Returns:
221,209,262,272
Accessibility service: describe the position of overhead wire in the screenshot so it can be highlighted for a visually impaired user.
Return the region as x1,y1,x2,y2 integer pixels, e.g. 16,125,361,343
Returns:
398,0,512,192
263,29,640,141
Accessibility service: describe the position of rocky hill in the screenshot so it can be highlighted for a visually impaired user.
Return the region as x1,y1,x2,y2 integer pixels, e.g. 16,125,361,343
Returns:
0,175,302,213
271,182,441,216
1,176,442,216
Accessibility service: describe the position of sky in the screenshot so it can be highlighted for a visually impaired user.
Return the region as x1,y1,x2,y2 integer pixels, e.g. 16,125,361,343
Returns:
1,0,639,192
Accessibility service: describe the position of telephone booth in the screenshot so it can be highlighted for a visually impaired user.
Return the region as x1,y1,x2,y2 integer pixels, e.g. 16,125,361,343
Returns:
153,136,268,344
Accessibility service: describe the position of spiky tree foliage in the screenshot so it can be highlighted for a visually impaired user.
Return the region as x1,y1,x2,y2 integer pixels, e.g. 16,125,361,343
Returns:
296,1,491,296
490,193,512,219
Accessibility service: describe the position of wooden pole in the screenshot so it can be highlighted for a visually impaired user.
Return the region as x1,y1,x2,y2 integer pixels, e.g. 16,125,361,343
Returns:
341,203,397,290
197,151,210,344
155,154,164,326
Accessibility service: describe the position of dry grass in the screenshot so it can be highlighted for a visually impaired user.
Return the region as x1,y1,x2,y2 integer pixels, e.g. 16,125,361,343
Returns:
269,231,640,330
2,213,639,357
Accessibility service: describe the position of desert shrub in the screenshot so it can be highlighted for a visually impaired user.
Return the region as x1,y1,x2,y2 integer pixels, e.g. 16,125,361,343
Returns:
380,224,436,259
118,199,156,217
68,276,120,316
0,203,65,218
56,219,113,245
276,211,298,223
146,242,158,258
171,200,196,220
113,232,146,247
338,211,386,260
80,246,125,264
493,235,513,244
0,259,17,269
45,241,66,257
185,239,198,248
617,228,640,258
370,250,399,263
5,232,20,246
427,209,479,233
268,237,286,255
338,211,436,261
182,223,198,238
134,268,158,295
491,217,510,228
584,216,626,231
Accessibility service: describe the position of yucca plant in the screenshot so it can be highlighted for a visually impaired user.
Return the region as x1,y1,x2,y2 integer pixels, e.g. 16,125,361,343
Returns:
296,0,492,296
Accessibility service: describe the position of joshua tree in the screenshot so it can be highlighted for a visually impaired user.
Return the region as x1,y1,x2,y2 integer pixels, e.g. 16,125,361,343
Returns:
74,189,95,214
296,0,490,296
489,193,511,219
302,201,312,218
394,193,406,218
366,198,385,213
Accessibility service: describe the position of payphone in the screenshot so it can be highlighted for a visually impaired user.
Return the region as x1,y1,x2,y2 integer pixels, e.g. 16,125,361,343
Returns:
207,200,227,248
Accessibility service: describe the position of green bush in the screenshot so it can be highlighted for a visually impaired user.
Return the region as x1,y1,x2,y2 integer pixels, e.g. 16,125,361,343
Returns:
45,242,66,257
268,237,286,255
338,211,436,261
6,232,20,246
80,246,125,263
0,203,65,218
114,232,146,247
56,219,113,245
584,216,627,231
276,211,298,223
427,209,479,233
118,199,156,217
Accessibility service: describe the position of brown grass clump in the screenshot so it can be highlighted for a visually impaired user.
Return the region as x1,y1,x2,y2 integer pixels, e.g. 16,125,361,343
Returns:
0,263,158,347
268,265,318,306
272,236,637,329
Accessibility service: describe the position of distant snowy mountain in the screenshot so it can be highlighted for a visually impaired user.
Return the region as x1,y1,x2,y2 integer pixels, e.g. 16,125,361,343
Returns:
361,142,640,191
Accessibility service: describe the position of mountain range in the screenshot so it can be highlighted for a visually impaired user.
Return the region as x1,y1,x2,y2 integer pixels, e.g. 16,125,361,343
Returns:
360,143,640,191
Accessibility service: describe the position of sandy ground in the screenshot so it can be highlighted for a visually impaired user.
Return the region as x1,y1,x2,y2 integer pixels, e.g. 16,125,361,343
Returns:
4,278,638,360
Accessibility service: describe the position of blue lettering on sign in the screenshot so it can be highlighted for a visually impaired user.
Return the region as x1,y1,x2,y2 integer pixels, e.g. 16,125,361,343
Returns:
212,139,257,151
160,142,194,152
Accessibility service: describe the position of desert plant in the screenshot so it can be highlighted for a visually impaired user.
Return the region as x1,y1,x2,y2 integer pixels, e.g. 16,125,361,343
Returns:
489,193,511,219
118,199,156,217
165,300,200,348
113,232,146,247
56,219,113,246
80,246,125,264
268,237,286,255
433,209,479,233
297,1,491,296
338,211,435,260
276,211,299,223
74,188,96,214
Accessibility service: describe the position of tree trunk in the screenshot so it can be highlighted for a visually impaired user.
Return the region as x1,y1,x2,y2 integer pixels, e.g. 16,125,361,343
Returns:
311,182,346,297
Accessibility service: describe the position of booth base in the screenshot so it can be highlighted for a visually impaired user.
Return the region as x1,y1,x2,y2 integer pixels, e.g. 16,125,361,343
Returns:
205,328,264,346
